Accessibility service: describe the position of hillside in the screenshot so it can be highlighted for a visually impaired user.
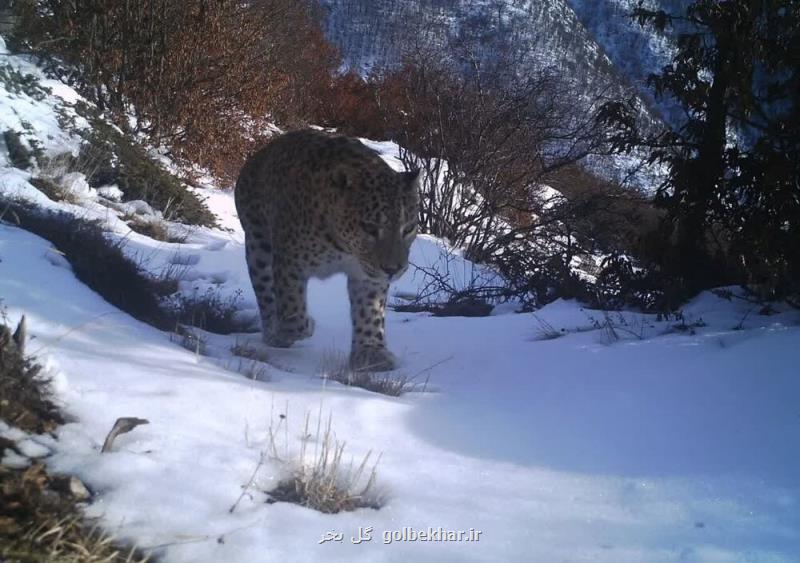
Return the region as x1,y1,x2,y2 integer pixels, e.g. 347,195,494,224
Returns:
319,0,678,122
1,32,800,562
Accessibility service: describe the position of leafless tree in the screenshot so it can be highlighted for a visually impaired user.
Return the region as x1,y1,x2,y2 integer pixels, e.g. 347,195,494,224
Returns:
376,41,651,306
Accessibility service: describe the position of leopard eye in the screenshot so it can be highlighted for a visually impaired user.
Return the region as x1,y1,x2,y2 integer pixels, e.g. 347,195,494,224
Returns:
361,221,380,237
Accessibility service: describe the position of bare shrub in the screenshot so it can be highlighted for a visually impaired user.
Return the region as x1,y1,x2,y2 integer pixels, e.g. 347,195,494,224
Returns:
311,71,387,139
393,248,507,315
166,288,244,334
379,44,607,257
367,42,664,309
14,0,339,180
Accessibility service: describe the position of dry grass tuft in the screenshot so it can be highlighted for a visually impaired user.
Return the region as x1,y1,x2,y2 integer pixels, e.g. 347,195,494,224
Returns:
228,358,270,381
126,217,185,243
0,315,62,434
28,176,80,204
267,412,382,514
2,509,148,563
230,340,269,363
532,314,564,341
169,324,206,356
317,350,420,397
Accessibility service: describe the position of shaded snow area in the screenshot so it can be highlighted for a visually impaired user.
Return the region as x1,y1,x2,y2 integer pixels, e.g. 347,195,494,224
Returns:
2,35,800,563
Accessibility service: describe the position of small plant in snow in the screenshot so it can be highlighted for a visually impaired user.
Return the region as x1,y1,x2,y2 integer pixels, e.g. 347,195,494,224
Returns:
223,357,270,381
666,311,707,335
267,412,382,514
169,324,206,357
318,350,422,397
586,310,654,344
229,407,383,515
733,307,757,331
230,340,269,363
166,287,244,334
126,216,185,243
532,314,564,341
0,64,51,100
3,129,33,170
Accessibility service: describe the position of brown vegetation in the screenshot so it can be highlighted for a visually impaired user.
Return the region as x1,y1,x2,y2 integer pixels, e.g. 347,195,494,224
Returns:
14,0,340,180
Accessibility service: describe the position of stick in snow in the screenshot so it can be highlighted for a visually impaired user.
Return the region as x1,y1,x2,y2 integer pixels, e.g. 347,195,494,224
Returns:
101,417,150,453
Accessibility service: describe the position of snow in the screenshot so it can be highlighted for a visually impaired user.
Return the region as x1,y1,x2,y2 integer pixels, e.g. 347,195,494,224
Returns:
1,450,30,469
16,438,51,458
97,185,123,201
0,37,86,163
2,34,800,563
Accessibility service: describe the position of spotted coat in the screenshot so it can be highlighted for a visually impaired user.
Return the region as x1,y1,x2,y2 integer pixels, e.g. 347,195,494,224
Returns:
234,129,420,371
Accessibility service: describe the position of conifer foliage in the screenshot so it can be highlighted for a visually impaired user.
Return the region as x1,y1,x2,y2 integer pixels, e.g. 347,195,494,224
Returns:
601,0,800,302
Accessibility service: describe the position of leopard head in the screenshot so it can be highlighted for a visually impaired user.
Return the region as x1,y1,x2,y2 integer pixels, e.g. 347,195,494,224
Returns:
334,166,420,281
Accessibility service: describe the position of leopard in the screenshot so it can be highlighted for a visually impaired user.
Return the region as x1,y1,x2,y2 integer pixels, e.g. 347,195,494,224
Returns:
234,129,420,372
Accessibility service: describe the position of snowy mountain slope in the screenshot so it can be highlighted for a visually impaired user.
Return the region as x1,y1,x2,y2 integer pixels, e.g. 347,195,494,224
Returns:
322,0,621,89
2,34,800,563
566,0,691,126
567,0,684,84
320,0,656,107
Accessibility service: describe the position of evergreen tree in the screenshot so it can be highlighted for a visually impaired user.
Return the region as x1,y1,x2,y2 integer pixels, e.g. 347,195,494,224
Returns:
602,0,800,301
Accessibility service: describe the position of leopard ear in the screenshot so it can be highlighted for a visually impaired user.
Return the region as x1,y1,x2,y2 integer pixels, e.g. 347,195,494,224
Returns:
401,168,422,190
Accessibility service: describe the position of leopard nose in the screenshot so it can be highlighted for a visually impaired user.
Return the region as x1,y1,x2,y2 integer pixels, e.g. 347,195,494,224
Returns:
382,265,401,277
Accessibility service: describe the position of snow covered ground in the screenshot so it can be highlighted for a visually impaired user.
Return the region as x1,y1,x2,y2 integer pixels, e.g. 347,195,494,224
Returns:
1,186,799,561
2,34,800,563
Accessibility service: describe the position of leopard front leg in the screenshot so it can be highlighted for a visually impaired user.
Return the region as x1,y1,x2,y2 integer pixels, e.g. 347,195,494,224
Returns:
348,276,395,371
269,254,315,348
